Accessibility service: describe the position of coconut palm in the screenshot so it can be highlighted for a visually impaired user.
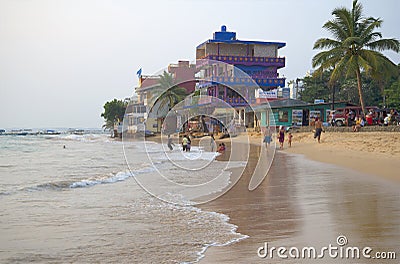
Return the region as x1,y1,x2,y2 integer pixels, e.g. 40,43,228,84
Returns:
154,71,188,113
312,0,399,114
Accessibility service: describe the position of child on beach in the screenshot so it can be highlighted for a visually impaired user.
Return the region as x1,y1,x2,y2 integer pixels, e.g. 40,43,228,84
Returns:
288,132,293,147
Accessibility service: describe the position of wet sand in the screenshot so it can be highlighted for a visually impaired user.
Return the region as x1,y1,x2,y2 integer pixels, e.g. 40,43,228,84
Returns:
199,137,400,263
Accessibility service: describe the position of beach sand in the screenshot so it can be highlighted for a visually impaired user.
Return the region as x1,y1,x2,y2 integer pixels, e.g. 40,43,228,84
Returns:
217,131,400,182
198,132,400,263
284,131,400,182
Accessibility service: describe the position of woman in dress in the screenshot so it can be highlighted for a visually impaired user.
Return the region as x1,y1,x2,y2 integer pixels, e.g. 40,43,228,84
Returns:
278,126,285,149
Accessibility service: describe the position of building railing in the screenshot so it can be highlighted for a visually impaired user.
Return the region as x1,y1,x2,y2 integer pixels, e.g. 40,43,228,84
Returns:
209,76,285,87
198,54,285,68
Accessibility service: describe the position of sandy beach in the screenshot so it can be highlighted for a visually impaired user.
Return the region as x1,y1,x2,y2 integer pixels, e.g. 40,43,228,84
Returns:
284,131,400,182
219,131,400,182
199,131,400,263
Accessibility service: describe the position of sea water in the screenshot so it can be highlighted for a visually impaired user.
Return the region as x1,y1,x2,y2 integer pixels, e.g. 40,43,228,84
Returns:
0,133,247,263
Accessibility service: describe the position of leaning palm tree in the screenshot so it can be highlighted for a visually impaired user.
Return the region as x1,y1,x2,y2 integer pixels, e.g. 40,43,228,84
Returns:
154,71,188,113
312,0,399,114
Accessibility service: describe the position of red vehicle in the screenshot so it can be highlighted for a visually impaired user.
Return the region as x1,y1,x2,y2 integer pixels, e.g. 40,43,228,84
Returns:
330,106,379,126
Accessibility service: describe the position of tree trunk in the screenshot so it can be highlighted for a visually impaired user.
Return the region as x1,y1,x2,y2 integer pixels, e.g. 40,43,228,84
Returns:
355,68,366,115
331,83,335,111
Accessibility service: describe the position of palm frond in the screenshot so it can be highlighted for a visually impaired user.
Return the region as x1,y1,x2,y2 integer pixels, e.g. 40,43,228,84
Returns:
313,38,341,50
366,38,400,52
331,7,353,36
322,20,348,41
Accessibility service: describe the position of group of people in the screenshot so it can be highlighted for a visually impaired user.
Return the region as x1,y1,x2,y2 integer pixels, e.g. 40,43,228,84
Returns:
167,133,226,153
181,135,191,152
264,119,324,150
167,134,192,152
167,135,192,152
348,108,399,127
263,126,293,150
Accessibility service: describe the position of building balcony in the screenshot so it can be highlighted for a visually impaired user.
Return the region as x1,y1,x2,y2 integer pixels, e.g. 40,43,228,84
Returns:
207,76,285,87
194,95,256,107
199,54,285,68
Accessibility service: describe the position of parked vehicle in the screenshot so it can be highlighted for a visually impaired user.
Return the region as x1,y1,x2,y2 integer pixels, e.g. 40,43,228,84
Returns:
330,106,379,126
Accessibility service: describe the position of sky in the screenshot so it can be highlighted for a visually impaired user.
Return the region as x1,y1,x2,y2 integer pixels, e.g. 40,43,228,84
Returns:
0,0,399,129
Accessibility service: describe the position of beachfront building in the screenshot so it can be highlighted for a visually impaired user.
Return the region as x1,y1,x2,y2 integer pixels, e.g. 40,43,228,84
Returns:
254,99,355,127
135,60,196,132
195,25,286,129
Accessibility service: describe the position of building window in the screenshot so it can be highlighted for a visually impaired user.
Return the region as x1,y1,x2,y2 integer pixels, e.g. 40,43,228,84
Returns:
278,110,289,122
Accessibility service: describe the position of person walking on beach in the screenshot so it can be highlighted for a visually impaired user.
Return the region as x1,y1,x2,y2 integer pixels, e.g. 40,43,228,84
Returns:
263,129,272,149
288,132,293,148
278,126,285,149
314,117,323,143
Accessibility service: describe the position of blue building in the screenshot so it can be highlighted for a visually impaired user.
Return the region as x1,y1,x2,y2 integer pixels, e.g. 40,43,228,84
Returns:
195,25,286,128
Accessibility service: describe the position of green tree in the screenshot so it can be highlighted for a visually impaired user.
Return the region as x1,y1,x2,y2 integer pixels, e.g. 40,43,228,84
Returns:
384,76,400,109
101,99,127,130
300,72,331,103
312,0,399,114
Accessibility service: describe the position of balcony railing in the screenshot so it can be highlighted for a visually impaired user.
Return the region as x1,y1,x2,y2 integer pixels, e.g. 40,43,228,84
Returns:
209,76,285,87
199,55,285,68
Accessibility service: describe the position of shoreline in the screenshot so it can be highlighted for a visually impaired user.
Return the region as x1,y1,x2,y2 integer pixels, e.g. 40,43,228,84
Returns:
198,131,400,263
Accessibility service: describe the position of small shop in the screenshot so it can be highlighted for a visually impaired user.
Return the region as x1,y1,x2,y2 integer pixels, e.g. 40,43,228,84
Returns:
255,99,354,127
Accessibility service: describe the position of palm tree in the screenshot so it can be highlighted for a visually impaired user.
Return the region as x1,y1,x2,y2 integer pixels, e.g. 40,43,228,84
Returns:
312,0,399,114
154,71,188,113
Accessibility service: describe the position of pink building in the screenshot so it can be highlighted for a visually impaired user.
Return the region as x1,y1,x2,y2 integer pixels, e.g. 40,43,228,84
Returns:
136,60,196,105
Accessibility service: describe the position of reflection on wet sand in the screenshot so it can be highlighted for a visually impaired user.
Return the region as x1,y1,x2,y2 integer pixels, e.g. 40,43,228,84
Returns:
200,144,400,263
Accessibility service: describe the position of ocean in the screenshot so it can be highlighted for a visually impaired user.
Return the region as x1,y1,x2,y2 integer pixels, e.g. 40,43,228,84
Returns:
0,133,247,263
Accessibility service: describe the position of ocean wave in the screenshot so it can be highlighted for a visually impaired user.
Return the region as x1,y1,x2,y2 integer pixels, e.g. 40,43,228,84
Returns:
69,171,133,188
42,133,114,144
20,170,136,193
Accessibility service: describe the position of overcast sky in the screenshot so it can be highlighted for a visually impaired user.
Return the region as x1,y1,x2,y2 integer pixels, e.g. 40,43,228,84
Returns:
1,0,399,129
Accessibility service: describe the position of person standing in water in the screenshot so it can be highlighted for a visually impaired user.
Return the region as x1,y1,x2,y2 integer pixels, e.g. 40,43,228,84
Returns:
210,133,216,152
186,134,191,152
167,135,174,151
182,135,188,151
